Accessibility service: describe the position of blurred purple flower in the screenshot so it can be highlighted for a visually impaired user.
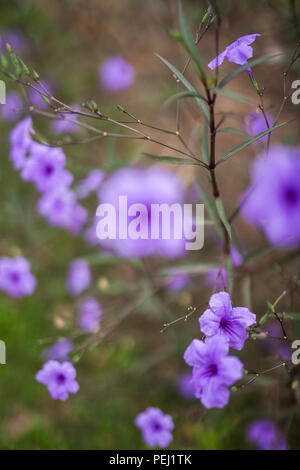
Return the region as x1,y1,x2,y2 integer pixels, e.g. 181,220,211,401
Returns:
206,245,243,289
9,116,34,169
241,144,300,247
99,56,135,91
51,105,80,134
77,169,106,199
244,111,274,143
208,34,260,70
206,266,228,290
1,91,22,121
165,270,189,292
263,323,291,359
36,360,79,401
199,291,256,350
0,28,29,55
21,144,73,193
67,259,91,296
176,372,195,400
77,296,102,332
0,256,36,298
37,188,87,234
135,407,174,448
247,420,287,450
42,338,73,362
97,166,187,259
29,81,54,109
184,336,243,408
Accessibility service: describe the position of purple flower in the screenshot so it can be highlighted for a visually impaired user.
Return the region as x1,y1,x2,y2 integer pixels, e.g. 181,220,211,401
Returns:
241,144,300,247
1,91,22,121
76,169,106,199
206,245,243,289
263,323,291,359
165,269,189,292
37,188,87,234
67,259,91,296
135,407,174,448
206,266,228,290
9,116,34,169
99,56,135,91
0,256,36,298
244,111,274,143
36,360,79,401
199,291,256,350
184,336,243,408
0,28,29,55
77,296,102,332
208,34,260,70
21,144,73,193
29,80,54,109
51,106,80,134
97,166,187,259
42,338,73,362
247,420,287,450
176,372,195,400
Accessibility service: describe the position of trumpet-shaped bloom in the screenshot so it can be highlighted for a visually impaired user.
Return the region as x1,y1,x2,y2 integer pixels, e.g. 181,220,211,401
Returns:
36,360,79,401
241,145,300,247
0,256,36,298
135,407,174,448
184,336,243,408
199,291,256,350
247,420,287,450
208,34,260,70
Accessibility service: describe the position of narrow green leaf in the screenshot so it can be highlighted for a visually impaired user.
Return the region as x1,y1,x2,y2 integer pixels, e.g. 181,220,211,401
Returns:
225,256,234,294
164,91,205,108
143,153,201,166
201,122,209,166
195,182,224,241
242,275,252,310
259,313,269,325
212,87,254,103
269,312,300,320
217,127,249,139
216,197,231,239
217,121,288,165
244,245,274,263
163,262,218,275
155,53,209,120
266,300,275,313
218,53,282,89
177,0,206,80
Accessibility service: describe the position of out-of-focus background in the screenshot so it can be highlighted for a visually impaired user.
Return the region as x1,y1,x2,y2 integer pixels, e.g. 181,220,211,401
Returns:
0,0,300,449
